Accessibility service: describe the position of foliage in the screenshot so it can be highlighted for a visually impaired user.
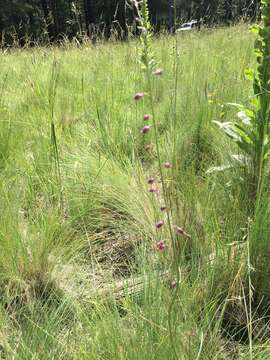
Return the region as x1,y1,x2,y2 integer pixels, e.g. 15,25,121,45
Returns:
212,0,270,216
1,23,269,358
0,0,261,45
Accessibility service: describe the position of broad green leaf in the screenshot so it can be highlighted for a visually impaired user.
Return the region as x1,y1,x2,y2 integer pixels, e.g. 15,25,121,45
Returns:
236,140,253,155
206,155,247,175
213,121,241,141
234,123,256,144
206,164,234,174
227,103,245,110
231,154,249,164
244,68,254,81
250,97,260,110
250,24,260,34
237,111,251,125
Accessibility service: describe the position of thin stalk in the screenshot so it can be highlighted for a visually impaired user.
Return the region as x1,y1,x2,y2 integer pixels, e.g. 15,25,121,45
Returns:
145,70,175,247
168,1,183,358
51,122,63,209
49,59,63,209
247,218,253,360
137,1,182,357
146,70,180,360
172,0,179,166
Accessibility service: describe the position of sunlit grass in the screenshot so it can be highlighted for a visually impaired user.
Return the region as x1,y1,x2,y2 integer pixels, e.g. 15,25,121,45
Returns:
1,25,270,359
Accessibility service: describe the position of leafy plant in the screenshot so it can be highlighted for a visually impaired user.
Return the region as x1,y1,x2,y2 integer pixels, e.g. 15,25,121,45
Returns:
212,0,270,215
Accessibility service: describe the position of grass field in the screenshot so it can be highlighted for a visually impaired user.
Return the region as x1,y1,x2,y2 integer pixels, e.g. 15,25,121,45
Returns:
1,25,270,359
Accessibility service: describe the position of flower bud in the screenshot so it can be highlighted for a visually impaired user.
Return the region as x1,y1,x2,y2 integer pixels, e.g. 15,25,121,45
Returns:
144,114,151,121
134,92,144,101
164,161,172,169
153,68,163,76
157,240,165,251
141,125,151,134
155,220,164,229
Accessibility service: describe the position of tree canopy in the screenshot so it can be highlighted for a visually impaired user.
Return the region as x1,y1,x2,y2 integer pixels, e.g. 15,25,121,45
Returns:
0,0,260,45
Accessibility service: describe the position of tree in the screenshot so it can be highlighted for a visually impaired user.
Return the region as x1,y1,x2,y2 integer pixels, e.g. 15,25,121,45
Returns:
84,0,95,36
0,0,264,45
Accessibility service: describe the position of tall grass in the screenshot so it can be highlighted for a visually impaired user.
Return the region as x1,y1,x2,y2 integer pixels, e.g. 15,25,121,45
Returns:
1,20,270,359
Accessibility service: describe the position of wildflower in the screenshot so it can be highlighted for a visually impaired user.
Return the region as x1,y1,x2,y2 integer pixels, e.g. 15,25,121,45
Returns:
174,226,191,238
147,176,155,184
141,125,151,134
153,68,163,76
164,161,172,169
157,240,165,251
134,92,144,101
170,280,177,289
155,220,164,229
144,114,151,121
149,183,158,193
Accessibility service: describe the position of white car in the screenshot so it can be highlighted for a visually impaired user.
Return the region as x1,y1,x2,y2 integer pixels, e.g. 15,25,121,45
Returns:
176,20,198,32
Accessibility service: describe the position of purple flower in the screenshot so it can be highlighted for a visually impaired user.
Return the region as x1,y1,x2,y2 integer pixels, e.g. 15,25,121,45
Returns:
147,176,155,185
155,220,164,229
149,184,158,193
164,161,172,169
134,92,144,101
153,68,163,76
141,125,151,134
157,240,165,251
144,114,151,121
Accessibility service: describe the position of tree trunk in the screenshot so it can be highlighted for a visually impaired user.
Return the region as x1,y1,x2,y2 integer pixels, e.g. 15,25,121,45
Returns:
225,0,233,22
48,0,58,39
84,0,95,36
117,0,128,40
249,0,260,21
168,0,174,33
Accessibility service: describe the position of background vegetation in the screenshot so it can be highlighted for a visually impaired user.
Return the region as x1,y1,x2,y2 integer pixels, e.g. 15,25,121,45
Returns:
0,0,260,45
